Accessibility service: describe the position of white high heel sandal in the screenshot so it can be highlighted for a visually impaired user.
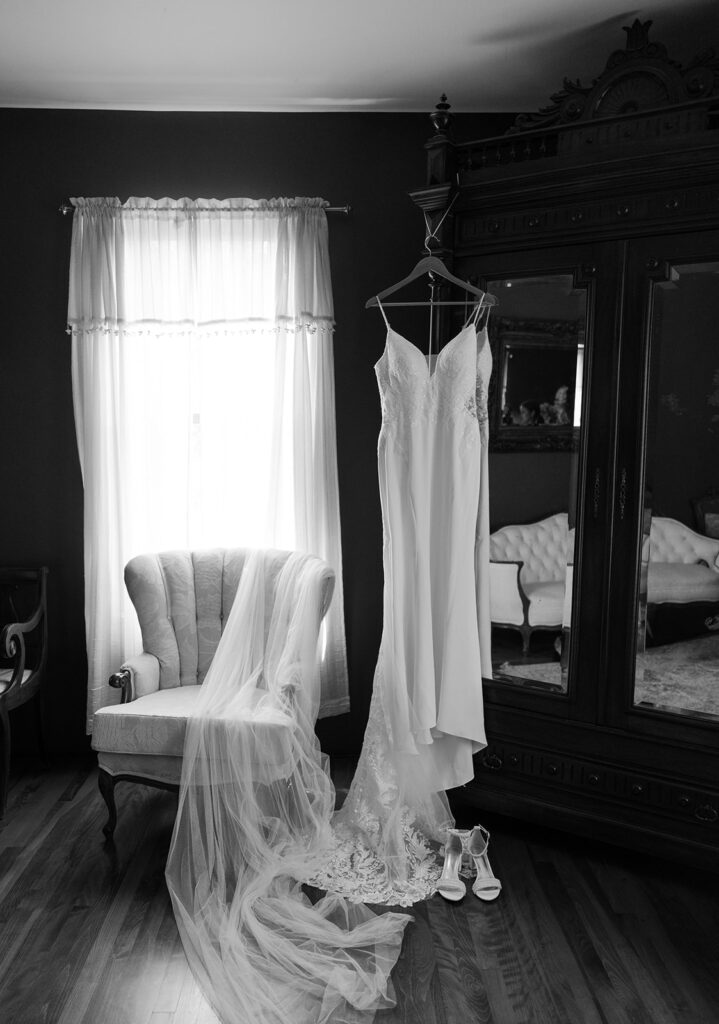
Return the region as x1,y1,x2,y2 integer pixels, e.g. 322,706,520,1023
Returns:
436,829,467,902
466,825,502,902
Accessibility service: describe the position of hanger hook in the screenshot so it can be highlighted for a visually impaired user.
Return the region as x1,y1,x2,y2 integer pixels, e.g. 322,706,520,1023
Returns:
422,191,458,254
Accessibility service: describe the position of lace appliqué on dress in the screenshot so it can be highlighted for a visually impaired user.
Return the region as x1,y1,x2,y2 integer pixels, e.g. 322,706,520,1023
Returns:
469,371,490,446
309,818,441,908
308,677,447,907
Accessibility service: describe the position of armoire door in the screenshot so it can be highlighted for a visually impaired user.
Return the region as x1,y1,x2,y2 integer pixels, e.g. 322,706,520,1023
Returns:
455,242,623,723
608,230,719,760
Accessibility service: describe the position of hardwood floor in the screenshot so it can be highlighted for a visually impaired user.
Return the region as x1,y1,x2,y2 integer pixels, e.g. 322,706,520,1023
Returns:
0,758,717,1024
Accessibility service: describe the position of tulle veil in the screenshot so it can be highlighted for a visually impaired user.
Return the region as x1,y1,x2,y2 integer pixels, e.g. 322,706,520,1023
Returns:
165,550,417,1024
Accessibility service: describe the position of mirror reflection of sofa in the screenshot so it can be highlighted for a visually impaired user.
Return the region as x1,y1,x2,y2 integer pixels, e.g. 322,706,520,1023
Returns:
643,516,719,644
489,512,572,653
489,513,719,655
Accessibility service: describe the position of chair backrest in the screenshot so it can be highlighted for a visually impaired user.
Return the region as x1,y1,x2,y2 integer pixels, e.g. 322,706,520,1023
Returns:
124,549,334,690
489,513,569,584
0,567,49,690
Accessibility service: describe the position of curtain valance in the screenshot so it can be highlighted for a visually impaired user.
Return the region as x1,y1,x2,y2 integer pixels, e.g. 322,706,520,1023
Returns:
67,197,334,334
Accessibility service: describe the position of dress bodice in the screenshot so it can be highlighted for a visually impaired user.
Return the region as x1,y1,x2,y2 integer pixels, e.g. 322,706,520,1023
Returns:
375,324,491,443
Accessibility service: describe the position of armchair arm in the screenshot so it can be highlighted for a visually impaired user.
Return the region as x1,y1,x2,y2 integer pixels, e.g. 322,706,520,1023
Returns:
108,668,132,702
489,559,531,626
108,652,160,703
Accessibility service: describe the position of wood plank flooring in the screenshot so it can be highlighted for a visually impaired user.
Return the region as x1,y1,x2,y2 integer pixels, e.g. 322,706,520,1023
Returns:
0,757,717,1024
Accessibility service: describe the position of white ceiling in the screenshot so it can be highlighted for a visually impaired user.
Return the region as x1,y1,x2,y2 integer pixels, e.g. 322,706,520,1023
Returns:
1,0,716,112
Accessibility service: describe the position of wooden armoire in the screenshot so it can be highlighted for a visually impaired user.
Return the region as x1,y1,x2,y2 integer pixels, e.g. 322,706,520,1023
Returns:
411,21,719,868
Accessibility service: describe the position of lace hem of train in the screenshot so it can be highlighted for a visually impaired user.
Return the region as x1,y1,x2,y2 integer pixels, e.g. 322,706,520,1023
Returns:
305,669,454,907
307,817,442,908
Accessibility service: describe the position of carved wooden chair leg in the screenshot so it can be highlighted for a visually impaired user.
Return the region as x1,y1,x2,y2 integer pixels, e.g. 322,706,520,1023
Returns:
0,703,10,818
98,768,118,838
520,624,532,655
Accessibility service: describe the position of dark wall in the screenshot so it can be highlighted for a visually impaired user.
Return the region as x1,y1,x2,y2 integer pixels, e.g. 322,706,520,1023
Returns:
1,108,514,757
650,272,719,526
489,453,573,532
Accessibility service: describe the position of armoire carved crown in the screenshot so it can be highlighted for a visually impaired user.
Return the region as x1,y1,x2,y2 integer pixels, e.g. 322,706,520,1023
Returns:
422,20,719,189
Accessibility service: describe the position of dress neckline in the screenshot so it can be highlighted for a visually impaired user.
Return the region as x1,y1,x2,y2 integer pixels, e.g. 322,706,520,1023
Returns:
382,323,484,380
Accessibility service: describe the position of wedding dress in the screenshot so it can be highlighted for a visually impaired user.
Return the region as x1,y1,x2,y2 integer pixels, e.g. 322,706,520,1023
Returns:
313,300,493,906
165,301,493,1022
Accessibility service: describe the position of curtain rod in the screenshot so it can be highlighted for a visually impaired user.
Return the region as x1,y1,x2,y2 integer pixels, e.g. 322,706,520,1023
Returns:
58,202,351,216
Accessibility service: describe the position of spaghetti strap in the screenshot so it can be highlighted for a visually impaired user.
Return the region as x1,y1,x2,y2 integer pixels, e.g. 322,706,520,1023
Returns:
376,296,390,329
463,300,485,330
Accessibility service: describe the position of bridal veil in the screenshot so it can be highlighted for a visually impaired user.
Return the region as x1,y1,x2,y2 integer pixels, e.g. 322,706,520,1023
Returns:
165,550,411,1024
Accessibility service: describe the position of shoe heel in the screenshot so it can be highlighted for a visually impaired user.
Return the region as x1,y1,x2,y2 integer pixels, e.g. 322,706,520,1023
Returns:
436,830,467,902
467,825,502,902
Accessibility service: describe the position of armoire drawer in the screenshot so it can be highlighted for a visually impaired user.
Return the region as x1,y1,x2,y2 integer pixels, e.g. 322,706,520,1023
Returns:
474,742,719,832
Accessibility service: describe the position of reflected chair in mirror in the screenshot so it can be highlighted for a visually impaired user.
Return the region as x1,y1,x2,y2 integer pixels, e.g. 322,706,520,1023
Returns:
0,567,49,817
91,548,335,838
489,513,572,654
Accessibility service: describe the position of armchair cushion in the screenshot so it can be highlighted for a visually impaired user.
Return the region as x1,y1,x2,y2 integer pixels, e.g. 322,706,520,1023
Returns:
94,686,203,757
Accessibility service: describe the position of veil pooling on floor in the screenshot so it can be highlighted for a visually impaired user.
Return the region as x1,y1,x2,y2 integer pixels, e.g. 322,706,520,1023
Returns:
165,551,411,1024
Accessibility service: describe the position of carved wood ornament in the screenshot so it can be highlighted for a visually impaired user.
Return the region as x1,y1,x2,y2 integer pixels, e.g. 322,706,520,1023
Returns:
509,19,718,132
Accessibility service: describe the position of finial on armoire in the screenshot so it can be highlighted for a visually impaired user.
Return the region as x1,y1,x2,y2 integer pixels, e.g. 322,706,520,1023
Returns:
430,94,452,135
622,18,652,52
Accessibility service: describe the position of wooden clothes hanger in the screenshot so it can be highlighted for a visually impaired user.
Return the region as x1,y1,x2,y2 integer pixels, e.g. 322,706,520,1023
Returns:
365,255,498,309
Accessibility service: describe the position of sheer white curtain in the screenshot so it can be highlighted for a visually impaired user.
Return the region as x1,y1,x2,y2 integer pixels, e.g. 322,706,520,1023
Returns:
68,197,349,730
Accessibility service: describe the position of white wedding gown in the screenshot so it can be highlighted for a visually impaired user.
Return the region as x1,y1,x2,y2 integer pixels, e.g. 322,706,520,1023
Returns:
165,303,493,1022
314,301,493,906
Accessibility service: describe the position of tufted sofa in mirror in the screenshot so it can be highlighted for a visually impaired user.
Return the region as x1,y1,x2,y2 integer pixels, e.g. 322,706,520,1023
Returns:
489,513,573,653
644,517,719,607
490,512,719,655
92,547,334,837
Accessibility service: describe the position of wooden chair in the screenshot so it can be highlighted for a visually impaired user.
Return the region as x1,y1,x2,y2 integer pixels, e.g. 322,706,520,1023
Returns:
0,567,49,816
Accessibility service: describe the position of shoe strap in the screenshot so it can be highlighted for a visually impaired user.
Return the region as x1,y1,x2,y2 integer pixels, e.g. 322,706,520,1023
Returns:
473,876,502,891
446,825,491,856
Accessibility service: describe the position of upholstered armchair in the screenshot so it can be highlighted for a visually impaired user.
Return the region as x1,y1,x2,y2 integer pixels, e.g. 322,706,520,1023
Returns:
92,548,334,837
489,513,573,653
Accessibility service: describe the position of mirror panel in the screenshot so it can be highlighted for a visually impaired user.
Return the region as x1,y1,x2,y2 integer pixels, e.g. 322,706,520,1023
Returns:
633,259,719,720
487,273,587,693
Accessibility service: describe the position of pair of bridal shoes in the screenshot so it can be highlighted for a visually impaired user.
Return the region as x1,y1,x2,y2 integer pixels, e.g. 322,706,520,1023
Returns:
436,825,502,903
